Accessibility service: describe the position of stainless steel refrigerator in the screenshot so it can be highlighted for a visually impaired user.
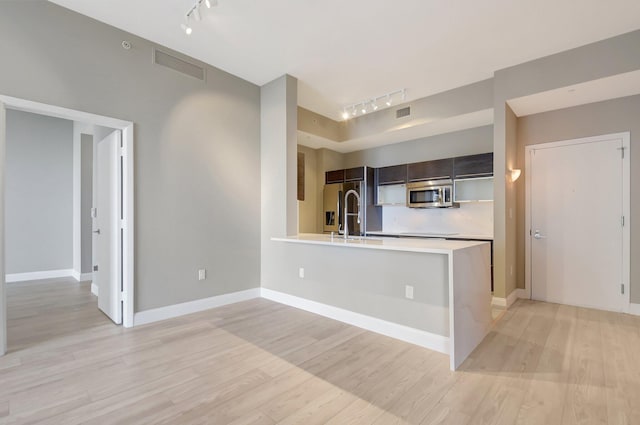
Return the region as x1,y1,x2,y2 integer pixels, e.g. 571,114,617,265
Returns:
322,181,363,235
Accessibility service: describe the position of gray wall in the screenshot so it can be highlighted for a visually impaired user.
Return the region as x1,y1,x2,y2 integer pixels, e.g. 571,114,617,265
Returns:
0,1,261,311
80,134,93,274
343,125,493,168
5,110,73,274
492,30,640,300
264,242,450,336
516,94,640,303
261,75,298,287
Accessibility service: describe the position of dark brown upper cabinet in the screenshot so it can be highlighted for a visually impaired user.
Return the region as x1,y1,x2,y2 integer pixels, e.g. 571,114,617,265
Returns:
375,164,408,186
453,153,493,179
344,166,365,182
325,169,345,184
407,158,454,182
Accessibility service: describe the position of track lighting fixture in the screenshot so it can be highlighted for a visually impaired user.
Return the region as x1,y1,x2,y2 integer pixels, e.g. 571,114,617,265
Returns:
181,23,193,35
340,89,406,121
181,0,219,35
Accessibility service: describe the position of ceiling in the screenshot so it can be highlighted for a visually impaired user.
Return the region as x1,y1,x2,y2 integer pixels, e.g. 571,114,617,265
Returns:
49,0,640,121
508,70,640,117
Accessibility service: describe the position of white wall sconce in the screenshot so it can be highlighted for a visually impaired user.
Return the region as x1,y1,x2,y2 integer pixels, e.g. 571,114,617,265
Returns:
509,168,522,182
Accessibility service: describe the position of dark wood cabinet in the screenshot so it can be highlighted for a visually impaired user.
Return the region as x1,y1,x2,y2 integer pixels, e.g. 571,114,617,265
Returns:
453,153,493,179
407,158,453,182
375,164,407,186
325,169,345,184
345,166,365,182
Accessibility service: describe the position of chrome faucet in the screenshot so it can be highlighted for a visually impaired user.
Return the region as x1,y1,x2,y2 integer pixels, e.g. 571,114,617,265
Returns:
343,189,361,239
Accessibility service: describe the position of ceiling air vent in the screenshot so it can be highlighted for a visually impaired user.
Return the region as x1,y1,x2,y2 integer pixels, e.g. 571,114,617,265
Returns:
153,48,205,81
396,106,411,118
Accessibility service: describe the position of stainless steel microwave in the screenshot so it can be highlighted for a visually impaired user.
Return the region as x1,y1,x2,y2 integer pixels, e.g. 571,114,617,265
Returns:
406,180,456,208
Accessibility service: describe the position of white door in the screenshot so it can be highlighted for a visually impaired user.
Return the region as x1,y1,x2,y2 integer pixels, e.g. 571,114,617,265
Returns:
528,135,625,312
0,100,6,355
95,130,121,324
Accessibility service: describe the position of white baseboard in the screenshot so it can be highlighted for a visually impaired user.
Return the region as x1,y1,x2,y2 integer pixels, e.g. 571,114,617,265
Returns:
133,288,261,327
629,303,640,316
260,288,450,355
515,288,528,300
91,283,99,297
71,270,94,282
492,288,527,309
6,269,75,283
491,297,506,308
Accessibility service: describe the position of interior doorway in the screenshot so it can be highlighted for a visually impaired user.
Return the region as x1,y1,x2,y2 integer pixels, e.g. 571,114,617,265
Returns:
525,132,630,312
0,96,134,356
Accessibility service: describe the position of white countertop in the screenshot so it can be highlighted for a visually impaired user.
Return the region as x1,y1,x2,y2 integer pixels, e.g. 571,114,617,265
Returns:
272,233,489,254
366,231,494,241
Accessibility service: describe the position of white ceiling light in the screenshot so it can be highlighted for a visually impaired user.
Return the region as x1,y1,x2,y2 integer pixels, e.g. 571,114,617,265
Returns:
182,0,219,35
181,23,192,35
340,89,405,121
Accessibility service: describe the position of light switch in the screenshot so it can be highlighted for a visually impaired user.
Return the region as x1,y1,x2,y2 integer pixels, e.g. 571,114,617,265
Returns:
198,269,206,281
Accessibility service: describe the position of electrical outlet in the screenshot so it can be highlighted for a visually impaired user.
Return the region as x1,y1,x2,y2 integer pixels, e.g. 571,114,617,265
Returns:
299,267,305,279
405,285,414,300
198,269,206,281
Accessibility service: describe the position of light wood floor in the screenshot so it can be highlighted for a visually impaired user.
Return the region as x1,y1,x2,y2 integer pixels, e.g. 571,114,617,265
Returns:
1,278,640,424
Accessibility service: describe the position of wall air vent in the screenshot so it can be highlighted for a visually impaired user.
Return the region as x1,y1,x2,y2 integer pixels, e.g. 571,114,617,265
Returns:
153,48,205,81
396,106,411,119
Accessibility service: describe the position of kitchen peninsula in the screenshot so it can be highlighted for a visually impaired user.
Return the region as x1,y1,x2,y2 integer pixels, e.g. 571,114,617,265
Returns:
266,234,492,370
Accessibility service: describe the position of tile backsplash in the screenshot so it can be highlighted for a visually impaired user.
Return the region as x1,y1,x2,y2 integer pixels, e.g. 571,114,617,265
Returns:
382,202,493,236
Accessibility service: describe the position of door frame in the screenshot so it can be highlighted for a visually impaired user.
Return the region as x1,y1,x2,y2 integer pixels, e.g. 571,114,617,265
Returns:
524,132,630,313
0,95,135,349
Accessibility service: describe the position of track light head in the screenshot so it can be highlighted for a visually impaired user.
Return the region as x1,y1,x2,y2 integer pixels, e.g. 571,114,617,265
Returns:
181,23,193,35
341,109,350,120
385,95,392,107
371,100,378,111
361,104,367,114
205,0,212,8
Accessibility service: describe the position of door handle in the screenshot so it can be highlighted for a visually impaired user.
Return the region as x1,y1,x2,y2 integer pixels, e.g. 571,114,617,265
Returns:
93,229,101,235
533,230,546,239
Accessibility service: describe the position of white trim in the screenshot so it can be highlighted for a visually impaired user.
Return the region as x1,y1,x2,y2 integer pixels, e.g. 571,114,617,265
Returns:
491,296,507,308
122,124,134,328
492,288,526,308
628,303,640,316
260,288,450,355
6,269,75,283
71,271,94,282
506,288,519,307
133,288,261,327
515,288,528,300
525,132,631,312
0,95,135,329
91,283,99,297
